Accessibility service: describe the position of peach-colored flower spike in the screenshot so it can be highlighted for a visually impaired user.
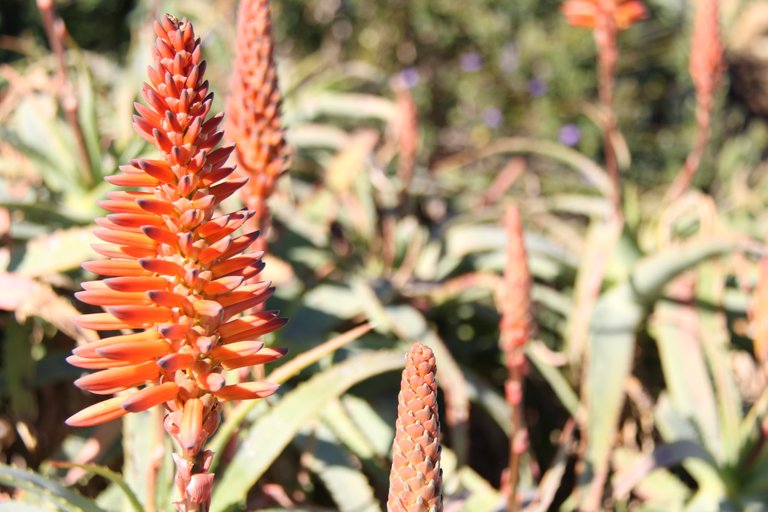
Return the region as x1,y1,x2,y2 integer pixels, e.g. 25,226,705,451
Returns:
562,0,646,30
226,0,286,237
67,14,286,511
497,205,533,511
387,343,442,512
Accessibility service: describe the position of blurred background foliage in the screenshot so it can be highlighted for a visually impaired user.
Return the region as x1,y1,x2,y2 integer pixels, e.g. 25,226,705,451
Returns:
3,0,768,510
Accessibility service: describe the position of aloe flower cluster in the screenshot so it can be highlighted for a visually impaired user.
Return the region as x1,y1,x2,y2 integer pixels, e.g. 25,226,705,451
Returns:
226,0,286,236
387,343,442,512
67,15,285,510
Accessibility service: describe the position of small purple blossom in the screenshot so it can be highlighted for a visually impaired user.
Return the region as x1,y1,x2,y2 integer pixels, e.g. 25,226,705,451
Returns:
559,124,581,147
528,77,548,97
460,52,483,72
499,43,519,73
482,108,503,129
399,67,420,89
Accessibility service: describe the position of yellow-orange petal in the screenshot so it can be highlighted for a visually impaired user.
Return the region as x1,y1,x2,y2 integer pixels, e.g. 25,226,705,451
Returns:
219,231,259,260
197,237,232,264
220,347,288,370
106,213,164,228
82,259,151,277
219,313,287,343
159,323,190,340
141,226,179,246
209,177,247,203
216,281,272,306
121,382,179,412
211,255,260,277
66,354,135,369
74,330,161,358
209,340,264,361
136,159,177,184
93,229,156,249
66,396,129,427
107,305,172,325
96,339,170,360
104,276,169,292
137,198,176,215
139,258,184,276
75,289,152,307
74,313,134,331
74,361,160,394
214,381,279,401
157,352,196,371
222,287,274,319
148,290,192,310
194,300,223,321
91,243,139,260
180,398,204,450
105,172,161,188
98,199,145,214
201,276,244,296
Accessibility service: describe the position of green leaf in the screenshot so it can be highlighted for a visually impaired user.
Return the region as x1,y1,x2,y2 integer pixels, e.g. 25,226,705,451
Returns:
0,464,105,512
8,227,98,277
74,57,103,187
0,502,53,512
650,292,720,459
296,425,381,512
435,137,613,197
44,462,143,512
581,238,742,507
121,410,173,511
2,318,37,420
211,350,405,512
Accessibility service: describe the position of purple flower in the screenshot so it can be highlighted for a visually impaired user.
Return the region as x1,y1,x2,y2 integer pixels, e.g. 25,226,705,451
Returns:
482,108,503,129
460,52,483,72
499,43,519,73
528,77,548,97
399,67,420,89
559,124,581,147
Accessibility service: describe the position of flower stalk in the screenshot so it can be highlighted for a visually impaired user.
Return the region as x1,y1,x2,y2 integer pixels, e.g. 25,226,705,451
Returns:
666,0,724,201
67,15,286,511
226,0,287,243
387,343,442,512
496,206,533,512
562,0,646,218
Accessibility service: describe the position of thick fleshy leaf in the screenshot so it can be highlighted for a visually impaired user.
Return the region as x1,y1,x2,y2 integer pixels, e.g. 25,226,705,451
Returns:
211,350,405,511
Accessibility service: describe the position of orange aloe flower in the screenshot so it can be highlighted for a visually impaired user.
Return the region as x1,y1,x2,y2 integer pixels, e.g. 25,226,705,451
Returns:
387,343,442,512
562,0,647,30
67,15,286,511
226,0,286,237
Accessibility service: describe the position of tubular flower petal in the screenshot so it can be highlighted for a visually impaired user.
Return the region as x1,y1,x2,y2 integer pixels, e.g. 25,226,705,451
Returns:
387,343,443,512
562,0,646,30
67,15,286,512
65,396,129,427
226,0,287,236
